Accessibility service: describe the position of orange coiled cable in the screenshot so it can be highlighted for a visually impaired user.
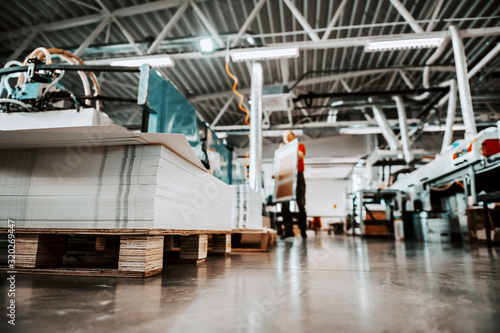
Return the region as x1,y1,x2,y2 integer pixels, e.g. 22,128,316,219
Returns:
225,61,250,125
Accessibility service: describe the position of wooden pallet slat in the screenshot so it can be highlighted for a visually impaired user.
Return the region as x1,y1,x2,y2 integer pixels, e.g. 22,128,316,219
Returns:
231,229,269,252
211,234,232,254
0,228,260,277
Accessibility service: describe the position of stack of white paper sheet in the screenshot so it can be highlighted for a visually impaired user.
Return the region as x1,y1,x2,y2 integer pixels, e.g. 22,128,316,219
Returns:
231,185,263,229
0,126,232,231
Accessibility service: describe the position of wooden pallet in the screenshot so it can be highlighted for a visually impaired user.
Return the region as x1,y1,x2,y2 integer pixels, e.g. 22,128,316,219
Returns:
207,234,232,256
231,228,276,252
0,228,231,277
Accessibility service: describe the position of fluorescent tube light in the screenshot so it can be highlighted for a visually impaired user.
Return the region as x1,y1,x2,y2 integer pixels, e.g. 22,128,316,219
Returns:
110,56,174,68
364,38,444,52
423,124,466,132
340,127,383,135
199,38,214,54
231,47,299,62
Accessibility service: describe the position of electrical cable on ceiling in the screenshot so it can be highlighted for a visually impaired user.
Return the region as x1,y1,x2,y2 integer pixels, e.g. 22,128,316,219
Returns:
225,61,250,125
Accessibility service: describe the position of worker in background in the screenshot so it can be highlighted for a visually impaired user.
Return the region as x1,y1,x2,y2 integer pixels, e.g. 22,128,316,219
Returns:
281,130,307,239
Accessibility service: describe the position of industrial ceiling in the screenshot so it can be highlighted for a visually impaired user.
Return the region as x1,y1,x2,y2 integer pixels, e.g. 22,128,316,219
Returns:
1,0,499,148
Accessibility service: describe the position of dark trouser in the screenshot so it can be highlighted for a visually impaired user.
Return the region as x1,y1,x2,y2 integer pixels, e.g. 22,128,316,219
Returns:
282,172,307,237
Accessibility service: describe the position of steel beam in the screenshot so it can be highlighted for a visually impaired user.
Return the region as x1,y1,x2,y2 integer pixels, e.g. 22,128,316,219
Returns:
214,118,419,132
398,70,415,89
211,96,235,127
467,43,500,78
186,67,456,102
426,0,444,32
449,24,477,138
74,17,111,57
77,27,500,62
191,1,225,48
2,0,209,38
340,79,352,92
95,0,144,55
230,0,267,47
321,0,348,41
147,1,190,54
389,0,424,33
9,30,38,60
282,0,320,42
70,0,101,12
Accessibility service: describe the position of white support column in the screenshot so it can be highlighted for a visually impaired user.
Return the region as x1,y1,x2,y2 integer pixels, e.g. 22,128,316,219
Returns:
230,0,267,47
280,58,289,85
191,1,225,48
287,109,293,126
371,104,399,151
249,61,263,193
211,96,235,127
321,0,348,41
449,24,477,138
282,0,320,42
147,1,190,54
389,0,424,34
393,95,412,163
75,17,111,57
441,80,458,154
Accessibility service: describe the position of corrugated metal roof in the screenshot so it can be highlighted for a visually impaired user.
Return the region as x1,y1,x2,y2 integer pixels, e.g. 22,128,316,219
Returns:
0,0,499,143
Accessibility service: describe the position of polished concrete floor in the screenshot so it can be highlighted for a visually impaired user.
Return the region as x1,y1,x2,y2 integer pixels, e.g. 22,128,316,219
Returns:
1,233,500,333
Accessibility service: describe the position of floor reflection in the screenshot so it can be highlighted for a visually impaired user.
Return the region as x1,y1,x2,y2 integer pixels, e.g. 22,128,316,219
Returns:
1,233,499,333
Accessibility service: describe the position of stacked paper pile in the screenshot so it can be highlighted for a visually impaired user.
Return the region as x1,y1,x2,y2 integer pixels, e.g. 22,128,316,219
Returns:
231,185,263,229
0,126,232,231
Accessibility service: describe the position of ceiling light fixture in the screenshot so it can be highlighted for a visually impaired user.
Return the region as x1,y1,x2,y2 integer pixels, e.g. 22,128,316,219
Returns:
199,38,214,54
231,46,299,62
110,55,174,68
364,38,444,52
423,124,466,132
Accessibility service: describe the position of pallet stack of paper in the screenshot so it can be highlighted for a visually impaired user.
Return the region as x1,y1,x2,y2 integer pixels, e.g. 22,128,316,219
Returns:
0,125,232,231
231,185,263,229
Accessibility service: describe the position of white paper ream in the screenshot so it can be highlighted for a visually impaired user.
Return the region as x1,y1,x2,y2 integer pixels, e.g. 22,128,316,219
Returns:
0,126,232,231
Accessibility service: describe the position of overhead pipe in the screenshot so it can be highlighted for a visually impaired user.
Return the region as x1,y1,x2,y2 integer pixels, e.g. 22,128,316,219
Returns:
441,80,458,154
412,38,450,101
392,95,412,163
293,87,447,102
449,24,477,138
248,61,263,193
370,101,399,151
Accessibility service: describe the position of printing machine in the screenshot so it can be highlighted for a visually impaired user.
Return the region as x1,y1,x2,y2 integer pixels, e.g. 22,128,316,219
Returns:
0,48,246,185
390,124,500,241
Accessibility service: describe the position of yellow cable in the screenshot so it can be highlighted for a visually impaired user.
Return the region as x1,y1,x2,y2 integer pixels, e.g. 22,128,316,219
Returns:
225,61,250,125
